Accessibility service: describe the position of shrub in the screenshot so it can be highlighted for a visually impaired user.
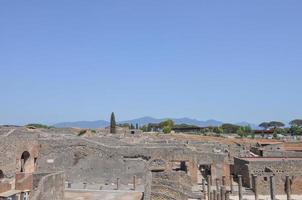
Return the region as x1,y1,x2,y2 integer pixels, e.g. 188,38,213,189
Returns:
78,130,87,136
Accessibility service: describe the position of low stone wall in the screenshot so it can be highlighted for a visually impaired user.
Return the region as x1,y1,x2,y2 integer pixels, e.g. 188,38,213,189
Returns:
32,172,65,200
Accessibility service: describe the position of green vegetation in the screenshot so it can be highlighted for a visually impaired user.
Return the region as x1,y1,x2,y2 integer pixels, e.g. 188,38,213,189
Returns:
236,126,252,138
110,112,116,134
26,123,52,129
221,123,240,134
289,119,302,127
78,129,87,136
140,118,302,138
259,121,285,129
159,119,174,134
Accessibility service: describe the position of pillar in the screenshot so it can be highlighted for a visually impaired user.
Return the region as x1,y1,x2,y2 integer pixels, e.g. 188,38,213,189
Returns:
210,191,213,200
225,191,230,200
238,175,243,200
286,175,291,200
230,175,233,194
116,178,120,190
217,191,221,200
220,186,226,200
188,161,199,184
222,176,226,186
270,176,276,200
253,175,258,200
133,176,136,190
208,175,212,200
202,178,207,200
216,178,220,191
213,190,217,200
67,182,71,188
83,182,87,189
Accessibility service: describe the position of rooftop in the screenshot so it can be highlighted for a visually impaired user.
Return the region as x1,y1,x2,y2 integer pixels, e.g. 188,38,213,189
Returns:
238,157,302,162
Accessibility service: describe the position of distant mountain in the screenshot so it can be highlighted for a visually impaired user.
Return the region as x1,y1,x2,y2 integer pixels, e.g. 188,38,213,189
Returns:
53,120,109,129
53,117,258,129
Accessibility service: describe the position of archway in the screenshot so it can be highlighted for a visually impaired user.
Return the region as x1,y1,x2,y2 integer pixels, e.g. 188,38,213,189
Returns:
21,151,30,172
0,170,4,179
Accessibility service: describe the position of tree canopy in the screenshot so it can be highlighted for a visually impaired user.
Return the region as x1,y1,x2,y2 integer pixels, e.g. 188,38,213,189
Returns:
221,123,240,133
259,121,285,129
289,119,302,127
259,122,270,130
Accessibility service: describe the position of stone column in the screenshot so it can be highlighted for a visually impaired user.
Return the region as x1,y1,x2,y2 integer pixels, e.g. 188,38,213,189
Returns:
133,176,136,190
188,161,199,184
270,176,276,200
217,191,221,200
216,178,220,191
230,175,233,194
221,186,226,200
222,176,226,186
67,182,71,188
238,175,243,200
213,190,217,200
116,178,120,190
208,175,212,200
83,182,87,189
225,191,230,200
253,175,258,200
286,175,291,200
202,178,207,200
210,191,213,200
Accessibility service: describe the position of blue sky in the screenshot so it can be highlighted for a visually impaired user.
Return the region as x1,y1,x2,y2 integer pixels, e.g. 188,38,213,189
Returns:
0,1,301,125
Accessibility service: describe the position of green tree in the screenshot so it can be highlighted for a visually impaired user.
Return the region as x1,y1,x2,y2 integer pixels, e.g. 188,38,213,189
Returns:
213,126,223,134
237,127,247,138
268,121,285,129
273,128,286,135
162,126,172,134
259,122,270,130
110,112,116,134
289,125,302,135
242,125,252,134
289,119,302,127
159,119,174,128
159,119,174,134
221,123,240,133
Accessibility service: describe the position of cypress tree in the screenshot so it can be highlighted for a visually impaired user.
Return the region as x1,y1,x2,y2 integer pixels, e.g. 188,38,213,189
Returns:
110,112,116,134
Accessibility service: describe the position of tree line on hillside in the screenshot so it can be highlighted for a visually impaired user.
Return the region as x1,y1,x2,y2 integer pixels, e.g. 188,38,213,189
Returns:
139,119,302,137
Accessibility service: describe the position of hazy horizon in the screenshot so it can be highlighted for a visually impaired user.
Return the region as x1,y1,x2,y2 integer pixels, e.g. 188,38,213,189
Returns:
1,1,301,125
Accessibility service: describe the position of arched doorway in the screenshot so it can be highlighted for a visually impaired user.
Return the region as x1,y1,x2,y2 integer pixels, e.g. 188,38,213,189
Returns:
0,170,4,179
21,151,30,172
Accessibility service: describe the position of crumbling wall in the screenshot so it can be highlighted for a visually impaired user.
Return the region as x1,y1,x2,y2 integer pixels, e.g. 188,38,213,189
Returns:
31,172,65,200
0,132,38,178
150,171,195,200
37,138,148,184
234,158,302,195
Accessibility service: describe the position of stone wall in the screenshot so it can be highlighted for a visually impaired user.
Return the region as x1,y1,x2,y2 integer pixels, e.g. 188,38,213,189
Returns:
31,172,65,200
37,137,148,184
150,171,195,200
0,132,38,178
234,157,302,195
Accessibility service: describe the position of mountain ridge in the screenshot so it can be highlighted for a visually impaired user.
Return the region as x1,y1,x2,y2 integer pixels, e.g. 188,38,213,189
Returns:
53,117,259,129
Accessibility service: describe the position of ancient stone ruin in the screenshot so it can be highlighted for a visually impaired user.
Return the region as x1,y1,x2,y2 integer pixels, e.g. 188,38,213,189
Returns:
0,125,302,200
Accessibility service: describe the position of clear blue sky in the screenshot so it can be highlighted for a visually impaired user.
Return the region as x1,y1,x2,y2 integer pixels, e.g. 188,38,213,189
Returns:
0,1,301,125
